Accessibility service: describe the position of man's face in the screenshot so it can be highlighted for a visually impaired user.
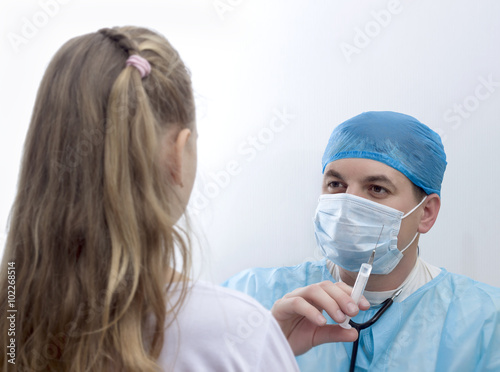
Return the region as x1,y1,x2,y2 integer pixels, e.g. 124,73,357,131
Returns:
322,158,424,250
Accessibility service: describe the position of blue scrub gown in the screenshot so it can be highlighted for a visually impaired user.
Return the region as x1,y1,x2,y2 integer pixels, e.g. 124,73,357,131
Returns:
222,259,500,372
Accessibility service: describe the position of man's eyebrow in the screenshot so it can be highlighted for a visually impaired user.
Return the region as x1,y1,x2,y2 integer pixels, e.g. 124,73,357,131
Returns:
324,169,345,181
363,175,397,189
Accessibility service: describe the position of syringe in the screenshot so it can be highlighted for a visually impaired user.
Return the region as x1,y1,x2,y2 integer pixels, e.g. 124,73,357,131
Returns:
338,250,375,329
338,225,384,329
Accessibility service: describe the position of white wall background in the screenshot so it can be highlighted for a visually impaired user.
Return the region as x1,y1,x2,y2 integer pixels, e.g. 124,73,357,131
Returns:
1,0,499,288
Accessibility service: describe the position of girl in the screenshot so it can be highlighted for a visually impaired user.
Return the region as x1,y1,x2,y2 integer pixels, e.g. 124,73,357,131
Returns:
0,26,299,371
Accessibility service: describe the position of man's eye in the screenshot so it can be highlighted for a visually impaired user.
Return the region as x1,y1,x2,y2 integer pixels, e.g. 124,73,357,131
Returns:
370,185,387,194
328,181,345,189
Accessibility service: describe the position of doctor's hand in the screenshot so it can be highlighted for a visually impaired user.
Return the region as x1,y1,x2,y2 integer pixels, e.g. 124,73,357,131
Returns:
271,281,370,356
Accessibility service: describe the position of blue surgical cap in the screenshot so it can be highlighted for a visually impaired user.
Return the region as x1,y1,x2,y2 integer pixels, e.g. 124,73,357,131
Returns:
322,111,447,196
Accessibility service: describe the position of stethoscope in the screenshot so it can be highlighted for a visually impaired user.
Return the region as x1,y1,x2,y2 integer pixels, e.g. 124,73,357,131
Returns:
347,288,402,372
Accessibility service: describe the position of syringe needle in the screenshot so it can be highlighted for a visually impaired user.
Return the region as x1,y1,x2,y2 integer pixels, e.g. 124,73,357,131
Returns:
368,225,384,266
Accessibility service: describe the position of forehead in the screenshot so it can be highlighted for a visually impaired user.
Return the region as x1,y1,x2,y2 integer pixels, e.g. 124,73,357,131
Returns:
324,158,413,188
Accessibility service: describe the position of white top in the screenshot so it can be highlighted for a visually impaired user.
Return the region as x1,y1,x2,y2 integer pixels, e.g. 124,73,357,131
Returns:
328,257,442,304
157,280,300,372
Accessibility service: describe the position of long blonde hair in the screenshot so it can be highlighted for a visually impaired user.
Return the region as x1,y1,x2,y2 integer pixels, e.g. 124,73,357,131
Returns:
0,26,194,371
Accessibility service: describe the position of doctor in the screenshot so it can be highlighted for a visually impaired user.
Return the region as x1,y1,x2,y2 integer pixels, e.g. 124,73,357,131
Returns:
223,111,500,371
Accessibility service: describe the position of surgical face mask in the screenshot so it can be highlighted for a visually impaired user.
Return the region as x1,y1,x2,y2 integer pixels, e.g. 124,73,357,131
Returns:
313,193,427,274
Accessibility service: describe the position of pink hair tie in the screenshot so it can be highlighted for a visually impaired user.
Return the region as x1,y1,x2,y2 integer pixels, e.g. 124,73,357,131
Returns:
126,54,151,78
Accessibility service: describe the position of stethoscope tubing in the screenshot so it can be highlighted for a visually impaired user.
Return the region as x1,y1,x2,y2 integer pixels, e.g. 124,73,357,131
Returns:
348,288,402,372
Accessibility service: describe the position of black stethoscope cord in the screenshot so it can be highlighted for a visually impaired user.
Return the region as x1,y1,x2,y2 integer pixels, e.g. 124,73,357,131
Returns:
348,289,402,372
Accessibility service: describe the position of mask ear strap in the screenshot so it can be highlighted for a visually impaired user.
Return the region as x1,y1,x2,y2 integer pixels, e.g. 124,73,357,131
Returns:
402,196,427,219
400,231,419,253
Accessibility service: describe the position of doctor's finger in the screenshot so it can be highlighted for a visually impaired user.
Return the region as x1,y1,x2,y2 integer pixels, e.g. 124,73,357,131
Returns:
283,283,352,323
272,296,328,326
280,281,369,322
322,281,371,311
316,282,361,321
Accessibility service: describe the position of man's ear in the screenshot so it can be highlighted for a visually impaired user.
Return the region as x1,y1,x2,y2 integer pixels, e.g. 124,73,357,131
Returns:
167,128,192,187
418,193,441,234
